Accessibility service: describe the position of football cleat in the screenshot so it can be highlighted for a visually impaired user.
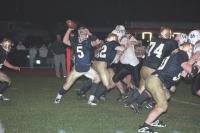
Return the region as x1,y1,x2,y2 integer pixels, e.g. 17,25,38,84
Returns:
54,97,61,104
129,102,141,113
150,120,166,128
123,101,130,108
87,100,97,106
0,95,10,101
138,125,157,133
116,94,128,103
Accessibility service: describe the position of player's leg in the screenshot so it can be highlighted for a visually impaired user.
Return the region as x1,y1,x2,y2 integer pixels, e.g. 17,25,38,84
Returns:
138,75,167,133
0,71,11,101
54,67,82,103
84,67,101,106
192,73,200,96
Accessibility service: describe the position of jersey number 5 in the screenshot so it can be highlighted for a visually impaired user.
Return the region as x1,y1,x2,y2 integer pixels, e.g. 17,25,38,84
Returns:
77,46,84,58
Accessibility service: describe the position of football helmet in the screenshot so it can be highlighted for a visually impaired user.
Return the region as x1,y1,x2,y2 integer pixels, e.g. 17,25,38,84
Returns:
111,25,126,40
78,27,89,40
160,26,172,39
175,33,188,46
106,33,118,42
179,42,193,58
193,42,200,53
0,38,13,52
188,30,200,45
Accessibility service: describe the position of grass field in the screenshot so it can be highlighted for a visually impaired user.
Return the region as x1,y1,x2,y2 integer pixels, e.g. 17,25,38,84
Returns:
0,71,200,133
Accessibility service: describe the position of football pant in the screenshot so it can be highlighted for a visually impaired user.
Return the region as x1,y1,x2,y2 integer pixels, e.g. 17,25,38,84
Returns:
0,71,11,85
92,60,115,89
145,75,170,111
139,66,155,93
63,66,100,91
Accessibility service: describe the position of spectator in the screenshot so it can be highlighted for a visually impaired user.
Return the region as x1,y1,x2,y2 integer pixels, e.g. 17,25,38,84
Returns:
28,46,37,69
49,34,67,78
38,44,48,66
46,42,54,68
16,41,26,51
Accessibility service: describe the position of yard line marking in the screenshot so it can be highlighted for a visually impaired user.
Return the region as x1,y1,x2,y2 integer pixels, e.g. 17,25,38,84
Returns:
115,130,125,133
57,129,67,133
0,121,5,133
172,130,180,133
171,98,200,107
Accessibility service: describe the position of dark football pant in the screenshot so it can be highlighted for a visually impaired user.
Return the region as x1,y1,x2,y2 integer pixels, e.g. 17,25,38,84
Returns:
192,73,200,95
112,64,132,83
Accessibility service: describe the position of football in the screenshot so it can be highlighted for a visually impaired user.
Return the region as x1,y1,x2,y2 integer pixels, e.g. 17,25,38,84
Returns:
66,20,77,29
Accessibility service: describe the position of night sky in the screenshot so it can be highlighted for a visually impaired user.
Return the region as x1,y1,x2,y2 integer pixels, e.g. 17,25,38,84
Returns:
1,0,200,26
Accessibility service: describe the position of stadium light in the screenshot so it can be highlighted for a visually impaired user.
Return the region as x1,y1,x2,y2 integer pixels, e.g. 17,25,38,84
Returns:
142,32,152,41
36,60,41,65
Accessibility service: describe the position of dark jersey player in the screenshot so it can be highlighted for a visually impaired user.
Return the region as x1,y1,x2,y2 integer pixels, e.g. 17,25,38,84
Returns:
0,38,20,101
54,26,101,106
138,42,192,133
125,26,179,112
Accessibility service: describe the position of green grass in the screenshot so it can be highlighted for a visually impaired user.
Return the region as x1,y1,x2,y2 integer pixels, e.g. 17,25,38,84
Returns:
0,72,200,133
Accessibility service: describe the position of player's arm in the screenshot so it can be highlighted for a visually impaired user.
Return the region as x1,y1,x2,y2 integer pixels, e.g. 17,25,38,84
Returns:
129,35,141,46
63,28,74,46
3,60,20,71
115,45,126,51
181,62,199,78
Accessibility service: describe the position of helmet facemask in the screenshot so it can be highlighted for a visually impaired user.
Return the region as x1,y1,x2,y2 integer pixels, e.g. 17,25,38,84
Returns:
78,27,89,41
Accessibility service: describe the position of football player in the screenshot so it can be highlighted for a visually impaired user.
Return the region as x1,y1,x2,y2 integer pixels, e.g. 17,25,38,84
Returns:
77,33,125,103
91,34,118,98
111,25,139,100
0,38,20,101
138,42,192,133
188,30,200,45
175,33,188,46
184,30,200,96
127,26,179,111
54,25,101,106
113,33,141,103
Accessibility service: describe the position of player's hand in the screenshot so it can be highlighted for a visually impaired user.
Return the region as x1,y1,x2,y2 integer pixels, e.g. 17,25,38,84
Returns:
14,66,20,71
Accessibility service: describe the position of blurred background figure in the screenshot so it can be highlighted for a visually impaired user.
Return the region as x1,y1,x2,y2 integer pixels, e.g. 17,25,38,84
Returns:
16,41,26,51
28,45,37,69
38,43,48,67
49,34,67,78
46,42,54,68
0,120,5,133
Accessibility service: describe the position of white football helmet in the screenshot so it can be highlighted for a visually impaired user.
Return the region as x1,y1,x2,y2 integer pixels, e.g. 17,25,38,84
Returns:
175,33,188,46
111,25,126,40
188,30,200,45
193,42,200,53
